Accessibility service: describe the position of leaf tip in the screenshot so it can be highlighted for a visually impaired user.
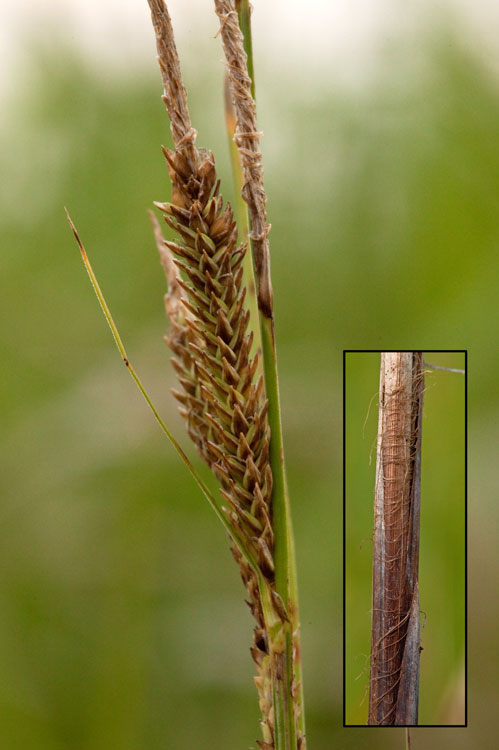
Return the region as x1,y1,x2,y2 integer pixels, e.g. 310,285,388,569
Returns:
64,207,88,263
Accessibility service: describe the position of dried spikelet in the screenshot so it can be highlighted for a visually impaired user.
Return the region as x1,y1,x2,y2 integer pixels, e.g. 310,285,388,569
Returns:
154,152,274,556
214,0,273,320
146,1,279,745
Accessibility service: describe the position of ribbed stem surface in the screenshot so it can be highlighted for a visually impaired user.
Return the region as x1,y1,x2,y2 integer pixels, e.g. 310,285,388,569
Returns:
369,352,423,726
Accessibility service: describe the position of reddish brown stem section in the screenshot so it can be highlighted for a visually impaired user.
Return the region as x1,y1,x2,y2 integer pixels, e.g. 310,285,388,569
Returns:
368,352,424,726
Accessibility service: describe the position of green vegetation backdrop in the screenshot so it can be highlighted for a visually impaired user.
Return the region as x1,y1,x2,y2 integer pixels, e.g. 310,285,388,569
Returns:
1,9,498,750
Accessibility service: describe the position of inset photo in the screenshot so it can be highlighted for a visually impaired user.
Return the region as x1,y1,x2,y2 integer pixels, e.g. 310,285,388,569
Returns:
343,351,466,727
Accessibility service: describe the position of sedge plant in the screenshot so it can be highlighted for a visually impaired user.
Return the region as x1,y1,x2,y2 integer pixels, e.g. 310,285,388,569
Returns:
67,1,305,748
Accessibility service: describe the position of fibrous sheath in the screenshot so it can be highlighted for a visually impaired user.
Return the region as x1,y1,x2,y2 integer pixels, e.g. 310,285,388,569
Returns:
369,352,424,725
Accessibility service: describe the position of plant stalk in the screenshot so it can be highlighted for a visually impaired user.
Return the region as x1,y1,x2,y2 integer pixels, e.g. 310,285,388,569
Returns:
236,0,255,99
217,3,305,747
369,352,423,725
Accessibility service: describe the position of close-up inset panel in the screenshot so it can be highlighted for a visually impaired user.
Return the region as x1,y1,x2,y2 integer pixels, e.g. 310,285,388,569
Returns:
344,351,466,727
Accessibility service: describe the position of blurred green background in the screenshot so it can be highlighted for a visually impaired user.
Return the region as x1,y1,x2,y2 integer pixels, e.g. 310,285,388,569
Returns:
345,351,465,725
1,4,498,749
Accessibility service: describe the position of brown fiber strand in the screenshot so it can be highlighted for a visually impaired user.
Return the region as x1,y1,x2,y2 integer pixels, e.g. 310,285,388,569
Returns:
368,352,424,725
146,2,278,746
147,0,197,168
214,0,273,319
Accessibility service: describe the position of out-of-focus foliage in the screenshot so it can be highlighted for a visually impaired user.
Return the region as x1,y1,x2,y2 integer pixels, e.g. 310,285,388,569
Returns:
0,18,497,750
345,351,466,725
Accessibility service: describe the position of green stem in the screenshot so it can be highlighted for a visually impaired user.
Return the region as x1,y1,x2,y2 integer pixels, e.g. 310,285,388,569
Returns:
233,6,306,748
261,317,303,750
236,0,255,98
